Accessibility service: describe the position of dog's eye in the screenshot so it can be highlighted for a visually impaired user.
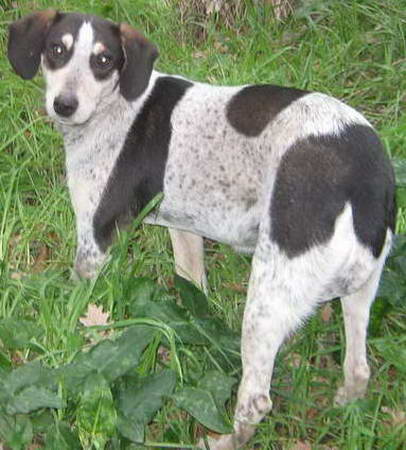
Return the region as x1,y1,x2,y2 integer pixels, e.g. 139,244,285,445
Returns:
95,53,113,69
49,44,65,59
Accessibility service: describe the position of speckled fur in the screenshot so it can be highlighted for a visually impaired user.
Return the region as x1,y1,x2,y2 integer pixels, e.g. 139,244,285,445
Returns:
8,12,396,450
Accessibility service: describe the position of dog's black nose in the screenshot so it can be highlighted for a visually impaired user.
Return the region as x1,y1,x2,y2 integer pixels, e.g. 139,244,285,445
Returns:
53,95,78,117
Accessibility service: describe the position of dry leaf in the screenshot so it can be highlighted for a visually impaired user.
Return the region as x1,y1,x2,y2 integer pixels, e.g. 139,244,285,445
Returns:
80,303,110,327
10,271,26,280
31,244,49,273
306,408,319,420
320,304,333,322
224,282,246,293
213,40,228,53
157,345,171,363
381,406,406,426
192,50,209,59
292,441,312,450
289,352,303,368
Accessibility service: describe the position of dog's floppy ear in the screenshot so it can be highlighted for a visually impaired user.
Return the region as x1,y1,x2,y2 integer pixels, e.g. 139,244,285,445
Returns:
119,24,158,101
8,10,58,80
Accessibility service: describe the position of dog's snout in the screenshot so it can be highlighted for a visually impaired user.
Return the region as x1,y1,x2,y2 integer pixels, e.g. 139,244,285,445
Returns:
53,95,79,117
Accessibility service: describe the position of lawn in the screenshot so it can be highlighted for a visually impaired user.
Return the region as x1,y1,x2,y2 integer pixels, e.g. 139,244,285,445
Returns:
0,0,405,449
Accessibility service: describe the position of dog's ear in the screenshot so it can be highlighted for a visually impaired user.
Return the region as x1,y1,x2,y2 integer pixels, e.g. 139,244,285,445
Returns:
8,10,58,80
119,24,158,101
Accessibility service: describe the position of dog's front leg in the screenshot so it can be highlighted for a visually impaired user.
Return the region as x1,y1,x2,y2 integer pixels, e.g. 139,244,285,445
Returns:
169,228,207,292
74,216,107,279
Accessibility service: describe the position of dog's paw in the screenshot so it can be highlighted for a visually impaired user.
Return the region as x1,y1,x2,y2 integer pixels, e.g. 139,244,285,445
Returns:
334,385,366,406
197,434,236,450
334,386,350,406
196,421,258,450
235,394,272,424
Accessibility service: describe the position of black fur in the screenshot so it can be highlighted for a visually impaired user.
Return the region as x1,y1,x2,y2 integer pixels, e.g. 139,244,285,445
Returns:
119,25,159,101
93,76,193,251
90,18,124,80
43,13,82,70
8,10,58,79
226,84,307,137
270,124,396,258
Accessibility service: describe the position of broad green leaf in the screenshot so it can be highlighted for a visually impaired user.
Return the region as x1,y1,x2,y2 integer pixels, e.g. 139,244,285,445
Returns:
101,325,157,381
2,415,33,450
45,421,81,450
174,371,236,434
132,297,241,365
6,385,64,415
77,373,117,444
378,270,406,306
0,410,15,440
175,274,209,318
2,361,53,397
117,369,176,443
132,299,206,345
195,318,241,370
0,318,42,350
59,325,156,391
29,409,54,433
117,416,144,443
199,371,237,407
197,318,241,352
128,277,164,310
174,387,232,434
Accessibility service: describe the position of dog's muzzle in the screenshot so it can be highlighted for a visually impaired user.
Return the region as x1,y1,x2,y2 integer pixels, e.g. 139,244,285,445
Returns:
53,94,79,118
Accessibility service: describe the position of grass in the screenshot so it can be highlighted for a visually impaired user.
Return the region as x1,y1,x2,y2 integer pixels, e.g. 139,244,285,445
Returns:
1,0,406,448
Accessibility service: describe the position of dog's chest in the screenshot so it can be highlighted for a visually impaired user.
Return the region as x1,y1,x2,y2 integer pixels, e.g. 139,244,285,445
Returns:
63,115,134,220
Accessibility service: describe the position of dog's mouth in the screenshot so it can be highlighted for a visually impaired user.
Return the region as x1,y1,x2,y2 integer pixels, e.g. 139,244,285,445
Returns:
48,108,93,128
53,115,91,127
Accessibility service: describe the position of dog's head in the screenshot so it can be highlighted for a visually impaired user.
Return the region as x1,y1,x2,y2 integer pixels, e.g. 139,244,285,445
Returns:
8,11,158,125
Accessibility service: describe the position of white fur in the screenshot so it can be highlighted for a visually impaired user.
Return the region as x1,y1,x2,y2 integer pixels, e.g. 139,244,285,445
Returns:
62,33,73,50
93,42,105,54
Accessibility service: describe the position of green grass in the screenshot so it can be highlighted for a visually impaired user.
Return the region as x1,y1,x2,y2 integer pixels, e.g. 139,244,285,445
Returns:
1,0,406,449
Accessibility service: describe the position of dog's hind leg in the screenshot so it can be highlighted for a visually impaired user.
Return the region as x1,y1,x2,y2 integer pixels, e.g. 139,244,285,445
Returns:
335,235,391,405
230,253,318,448
204,247,320,450
169,228,207,292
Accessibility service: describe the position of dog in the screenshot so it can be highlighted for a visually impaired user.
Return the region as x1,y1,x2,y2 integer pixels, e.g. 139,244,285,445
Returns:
8,11,396,449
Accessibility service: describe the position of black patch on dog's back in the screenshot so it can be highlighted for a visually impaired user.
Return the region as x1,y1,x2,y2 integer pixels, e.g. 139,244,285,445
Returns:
226,85,307,137
93,76,193,251
270,124,396,258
